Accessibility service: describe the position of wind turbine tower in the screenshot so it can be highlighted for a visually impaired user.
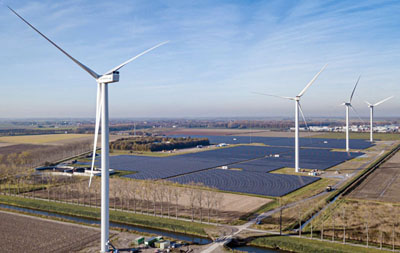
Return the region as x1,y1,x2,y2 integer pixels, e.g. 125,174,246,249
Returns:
254,64,327,172
341,76,361,152
9,6,167,252
365,96,394,142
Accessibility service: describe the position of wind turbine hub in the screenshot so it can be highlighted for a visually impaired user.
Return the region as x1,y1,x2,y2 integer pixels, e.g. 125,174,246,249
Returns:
97,72,120,84
294,96,300,101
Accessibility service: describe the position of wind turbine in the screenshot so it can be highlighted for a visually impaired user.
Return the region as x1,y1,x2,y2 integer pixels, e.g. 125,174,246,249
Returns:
341,76,362,152
365,96,394,142
254,64,327,173
9,6,168,252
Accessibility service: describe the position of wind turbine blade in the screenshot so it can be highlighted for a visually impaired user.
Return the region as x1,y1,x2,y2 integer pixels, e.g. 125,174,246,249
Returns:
89,84,103,187
365,101,372,106
373,96,394,107
297,64,327,97
298,102,309,130
104,41,169,75
252,92,294,100
8,6,100,79
349,75,361,103
350,105,365,123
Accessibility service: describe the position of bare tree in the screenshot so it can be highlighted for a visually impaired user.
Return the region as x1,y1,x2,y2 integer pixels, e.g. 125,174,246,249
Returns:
143,181,151,214
129,180,138,213
165,183,173,218
342,205,347,244
204,188,217,223
151,183,158,216
212,191,223,221
297,203,304,237
157,181,166,217
195,187,204,223
364,208,371,247
140,181,149,214
172,185,181,219
186,182,198,222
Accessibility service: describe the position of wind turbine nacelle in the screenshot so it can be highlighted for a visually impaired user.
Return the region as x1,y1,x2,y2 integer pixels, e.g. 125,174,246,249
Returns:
97,72,119,83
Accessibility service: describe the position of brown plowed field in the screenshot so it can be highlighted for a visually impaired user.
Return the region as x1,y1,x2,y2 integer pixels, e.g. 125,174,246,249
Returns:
0,143,51,155
0,211,98,252
349,150,400,202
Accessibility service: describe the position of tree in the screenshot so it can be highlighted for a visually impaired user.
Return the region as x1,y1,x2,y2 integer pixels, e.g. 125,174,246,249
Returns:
172,185,181,219
212,191,223,221
186,182,198,222
297,202,305,237
165,183,173,218
151,183,158,216
142,181,151,214
128,180,138,213
157,181,166,217
204,188,217,223
195,186,204,223
341,204,347,244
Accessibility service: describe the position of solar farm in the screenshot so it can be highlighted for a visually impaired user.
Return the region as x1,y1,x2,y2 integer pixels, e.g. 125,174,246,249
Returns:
96,135,370,197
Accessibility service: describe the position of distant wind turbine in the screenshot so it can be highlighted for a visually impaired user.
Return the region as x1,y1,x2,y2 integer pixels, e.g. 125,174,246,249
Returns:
254,64,327,173
341,76,362,152
365,96,394,142
9,6,168,252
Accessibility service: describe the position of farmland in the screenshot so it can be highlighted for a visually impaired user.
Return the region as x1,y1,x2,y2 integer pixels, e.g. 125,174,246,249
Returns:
349,150,400,202
0,133,92,144
0,210,98,252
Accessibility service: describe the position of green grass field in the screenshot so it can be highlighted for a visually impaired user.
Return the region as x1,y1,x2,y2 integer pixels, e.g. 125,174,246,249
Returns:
0,134,92,144
0,195,213,237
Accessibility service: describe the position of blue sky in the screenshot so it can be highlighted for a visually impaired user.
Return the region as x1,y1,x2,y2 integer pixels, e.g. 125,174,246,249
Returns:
0,0,399,118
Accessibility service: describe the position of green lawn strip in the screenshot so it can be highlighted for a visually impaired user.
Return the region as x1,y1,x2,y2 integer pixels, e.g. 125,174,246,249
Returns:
111,170,137,177
250,235,384,253
311,132,400,141
0,195,212,237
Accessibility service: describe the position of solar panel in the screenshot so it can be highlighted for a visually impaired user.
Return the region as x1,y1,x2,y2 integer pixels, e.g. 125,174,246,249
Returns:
167,169,320,197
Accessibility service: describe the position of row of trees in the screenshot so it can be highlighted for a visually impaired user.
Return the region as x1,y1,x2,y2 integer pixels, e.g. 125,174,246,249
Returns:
0,175,224,223
110,137,210,152
303,200,399,249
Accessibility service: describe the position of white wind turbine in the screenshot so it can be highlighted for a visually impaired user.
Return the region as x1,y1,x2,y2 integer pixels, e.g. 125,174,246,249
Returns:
9,6,168,252
254,64,327,173
365,96,394,142
341,76,362,152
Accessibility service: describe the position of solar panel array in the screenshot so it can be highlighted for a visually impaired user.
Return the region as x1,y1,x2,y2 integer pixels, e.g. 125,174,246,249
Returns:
235,148,362,172
87,133,370,196
168,135,374,150
168,169,319,197
95,142,364,196
100,146,293,179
